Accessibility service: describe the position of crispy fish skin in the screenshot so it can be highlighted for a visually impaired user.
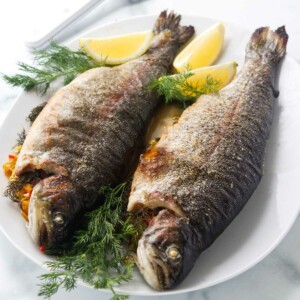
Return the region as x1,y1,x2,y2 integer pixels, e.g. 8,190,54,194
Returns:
14,11,195,247
16,12,194,190
128,27,288,289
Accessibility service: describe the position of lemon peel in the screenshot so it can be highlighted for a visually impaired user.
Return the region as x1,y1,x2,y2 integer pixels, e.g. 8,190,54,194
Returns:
173,23,225,73
80,30,153,65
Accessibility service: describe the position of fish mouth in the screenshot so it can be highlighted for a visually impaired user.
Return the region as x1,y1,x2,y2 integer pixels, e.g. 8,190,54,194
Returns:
39,223,49,246
136,238,171,290
27,184,53,248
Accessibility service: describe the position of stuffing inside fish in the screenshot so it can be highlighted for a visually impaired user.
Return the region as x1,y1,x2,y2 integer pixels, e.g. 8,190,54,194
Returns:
13,11,195,249
128,26,288,290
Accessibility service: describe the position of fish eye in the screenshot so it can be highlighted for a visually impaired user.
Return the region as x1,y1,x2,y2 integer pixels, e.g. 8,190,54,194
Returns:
166,246,181,259
53,213,65,225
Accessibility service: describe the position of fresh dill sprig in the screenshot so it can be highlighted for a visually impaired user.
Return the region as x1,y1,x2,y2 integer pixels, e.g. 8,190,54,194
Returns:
26,102,47,125
149,72,222,108
2,41,103,94
38,183,137,300
13,129,26,148
4,172,39,202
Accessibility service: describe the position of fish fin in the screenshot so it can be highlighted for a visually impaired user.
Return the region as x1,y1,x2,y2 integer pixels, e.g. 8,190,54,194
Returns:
151,10,195,48
271,84,280,98
246,26,288,63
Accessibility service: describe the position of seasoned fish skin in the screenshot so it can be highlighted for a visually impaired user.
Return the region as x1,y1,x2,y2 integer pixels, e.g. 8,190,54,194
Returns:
13,11,195,247
15,11,195,204
129,26,288,286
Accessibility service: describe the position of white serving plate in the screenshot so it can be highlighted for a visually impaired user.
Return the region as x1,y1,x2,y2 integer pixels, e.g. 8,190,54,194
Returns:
1,14,300,297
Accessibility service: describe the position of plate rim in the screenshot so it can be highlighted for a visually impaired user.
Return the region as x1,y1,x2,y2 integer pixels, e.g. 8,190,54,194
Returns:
1,13,300,296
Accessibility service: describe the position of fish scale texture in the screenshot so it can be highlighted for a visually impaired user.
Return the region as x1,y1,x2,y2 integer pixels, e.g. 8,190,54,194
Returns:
129,26,288,249
14,11,195,206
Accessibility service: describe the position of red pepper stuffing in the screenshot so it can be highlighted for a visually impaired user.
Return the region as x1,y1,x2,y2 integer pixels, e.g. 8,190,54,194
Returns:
39,244,46,253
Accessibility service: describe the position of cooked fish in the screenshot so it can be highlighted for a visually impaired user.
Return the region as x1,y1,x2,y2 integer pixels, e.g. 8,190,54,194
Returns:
14,11,195,248
128,26,288,290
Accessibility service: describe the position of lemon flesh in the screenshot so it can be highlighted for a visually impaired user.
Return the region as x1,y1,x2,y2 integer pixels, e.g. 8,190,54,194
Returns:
80,30,153,65
173,23,225,73
173,61,238,96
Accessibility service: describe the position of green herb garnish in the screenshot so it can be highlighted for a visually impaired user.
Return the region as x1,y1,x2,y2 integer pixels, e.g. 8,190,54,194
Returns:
26,102,47,125
38,183,136,300
149,72,221,108
13,128,27,148
4,171,39,202
2,41,103,94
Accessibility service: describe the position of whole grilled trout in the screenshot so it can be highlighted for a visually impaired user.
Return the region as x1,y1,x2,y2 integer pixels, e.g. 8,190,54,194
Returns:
128,26,288,290
14,11,194,248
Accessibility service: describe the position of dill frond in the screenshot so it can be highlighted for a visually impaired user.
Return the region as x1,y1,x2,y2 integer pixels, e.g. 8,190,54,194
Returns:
4,172,39,202
2,41,104,94
13,129,26,148
38,183,137,300
149,72,222,108
26,102,47,125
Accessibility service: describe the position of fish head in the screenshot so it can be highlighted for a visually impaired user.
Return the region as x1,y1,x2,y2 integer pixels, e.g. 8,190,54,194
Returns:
27,174,83,249
136,209,200,290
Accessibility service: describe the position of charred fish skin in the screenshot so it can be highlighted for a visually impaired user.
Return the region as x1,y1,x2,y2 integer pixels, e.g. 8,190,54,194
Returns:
135,209,201,290
129,27,288,289
14,11,195,248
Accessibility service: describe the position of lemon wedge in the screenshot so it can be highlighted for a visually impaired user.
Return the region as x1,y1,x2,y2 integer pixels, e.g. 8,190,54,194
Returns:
173,23,225,73
80,30,153,65
173,61,238,95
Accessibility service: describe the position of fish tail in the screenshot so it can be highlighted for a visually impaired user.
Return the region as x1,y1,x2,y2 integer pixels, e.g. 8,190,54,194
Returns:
246,26,288,63
151,10,195,48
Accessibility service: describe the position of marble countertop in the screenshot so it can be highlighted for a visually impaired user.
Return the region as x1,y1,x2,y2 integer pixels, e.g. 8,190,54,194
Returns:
1,0,300,299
